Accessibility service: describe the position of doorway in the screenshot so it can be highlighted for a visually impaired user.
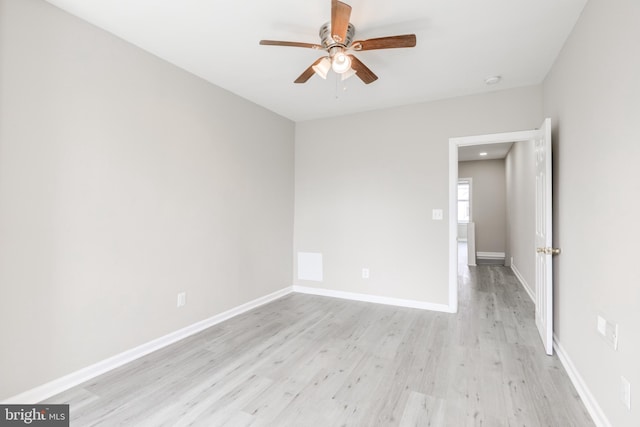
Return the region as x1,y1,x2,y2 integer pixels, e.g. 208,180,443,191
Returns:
456,177,475,267
448,120,554,354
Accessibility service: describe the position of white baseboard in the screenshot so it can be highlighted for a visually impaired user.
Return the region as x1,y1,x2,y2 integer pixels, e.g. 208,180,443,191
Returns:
6,285,453,403
3,286,293,404
510,263,534,302
476,251,506,259
292,285,454,313
512,270,607,426
553,334,611,427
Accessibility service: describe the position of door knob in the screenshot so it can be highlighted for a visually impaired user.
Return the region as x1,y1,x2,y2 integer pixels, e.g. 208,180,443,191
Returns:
537,247,561,255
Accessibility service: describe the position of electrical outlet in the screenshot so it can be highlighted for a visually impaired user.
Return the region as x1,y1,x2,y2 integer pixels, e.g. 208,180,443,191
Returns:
596,314,618,350
177,292,186,308
607,322,619,350
597,315,606,335
621,376,631,410
362,268,370,279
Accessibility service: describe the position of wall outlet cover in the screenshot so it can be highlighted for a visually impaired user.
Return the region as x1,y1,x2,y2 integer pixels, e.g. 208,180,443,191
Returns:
177,292,187,308
621,376,631,410
597,315,607,335
606,321,618,350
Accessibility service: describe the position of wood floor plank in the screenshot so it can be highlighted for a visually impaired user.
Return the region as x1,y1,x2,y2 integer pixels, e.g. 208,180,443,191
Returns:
398,391,445,427
44,265,596,426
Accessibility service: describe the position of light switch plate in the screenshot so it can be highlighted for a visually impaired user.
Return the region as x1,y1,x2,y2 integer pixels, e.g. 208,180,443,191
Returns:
432,209,443,220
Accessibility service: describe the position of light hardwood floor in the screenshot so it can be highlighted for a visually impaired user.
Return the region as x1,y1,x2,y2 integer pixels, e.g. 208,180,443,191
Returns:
45,262,594,426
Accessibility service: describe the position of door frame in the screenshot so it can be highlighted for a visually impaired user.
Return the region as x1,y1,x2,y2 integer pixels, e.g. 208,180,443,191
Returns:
448,129,539,313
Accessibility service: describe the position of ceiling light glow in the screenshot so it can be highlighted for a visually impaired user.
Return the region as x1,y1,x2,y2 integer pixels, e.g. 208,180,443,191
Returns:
332,51,352,74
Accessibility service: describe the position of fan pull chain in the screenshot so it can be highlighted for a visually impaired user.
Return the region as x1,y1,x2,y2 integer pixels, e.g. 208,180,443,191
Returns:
334,74,349,100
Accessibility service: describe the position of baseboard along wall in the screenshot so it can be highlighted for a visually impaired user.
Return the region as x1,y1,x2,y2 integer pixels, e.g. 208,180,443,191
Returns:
7,279,608,427
5,285,453,404
293,285,454,313
510,265,608,427
510,263,535,302
2,287,293,404
553,335,612,427
476,251,506,260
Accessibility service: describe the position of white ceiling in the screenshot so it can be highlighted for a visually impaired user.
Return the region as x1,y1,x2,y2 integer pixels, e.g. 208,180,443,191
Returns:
458,142,513,162
44,0,587,122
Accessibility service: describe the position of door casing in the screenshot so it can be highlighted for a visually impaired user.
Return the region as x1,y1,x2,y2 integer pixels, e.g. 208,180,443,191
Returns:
448,128,545,313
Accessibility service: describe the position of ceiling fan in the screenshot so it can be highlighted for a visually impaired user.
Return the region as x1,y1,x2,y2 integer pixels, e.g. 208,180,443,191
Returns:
259,0,417,84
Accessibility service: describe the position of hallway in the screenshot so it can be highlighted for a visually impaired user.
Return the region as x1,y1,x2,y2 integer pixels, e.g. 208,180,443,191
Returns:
453,259,594,425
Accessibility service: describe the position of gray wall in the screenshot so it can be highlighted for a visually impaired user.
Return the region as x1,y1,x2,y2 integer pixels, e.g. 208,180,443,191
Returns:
458,159,507,254
7,2,637,425
543,0,640,425
294,86,542,304
0,0,294,400
505,140,535,292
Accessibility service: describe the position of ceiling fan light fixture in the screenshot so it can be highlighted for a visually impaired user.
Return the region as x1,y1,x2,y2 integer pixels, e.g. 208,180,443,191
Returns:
259,0,417,85
341,68,357,81
312,57,331,79
331,51,352,74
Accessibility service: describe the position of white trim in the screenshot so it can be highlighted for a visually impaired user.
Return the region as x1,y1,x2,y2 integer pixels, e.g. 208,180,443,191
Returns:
466,222,477,266
449,128,539,322
511,263,534,302
450,129,538,146
3,286,293,404
293,285,454,313
553,334,611,427
476,251,506,259
449,139,459,313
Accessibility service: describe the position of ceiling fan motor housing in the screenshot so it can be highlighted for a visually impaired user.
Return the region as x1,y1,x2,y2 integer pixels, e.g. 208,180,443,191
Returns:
319,22,356,49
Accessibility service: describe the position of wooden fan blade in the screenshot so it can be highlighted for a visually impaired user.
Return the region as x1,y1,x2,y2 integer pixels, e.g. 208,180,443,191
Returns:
351,34,417,51
260,40,323,50
294,57,325,84
348,55,378,84
331,0,352,44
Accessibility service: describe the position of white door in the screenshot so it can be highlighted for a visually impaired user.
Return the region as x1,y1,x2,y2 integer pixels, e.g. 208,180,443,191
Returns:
534,118,554,355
